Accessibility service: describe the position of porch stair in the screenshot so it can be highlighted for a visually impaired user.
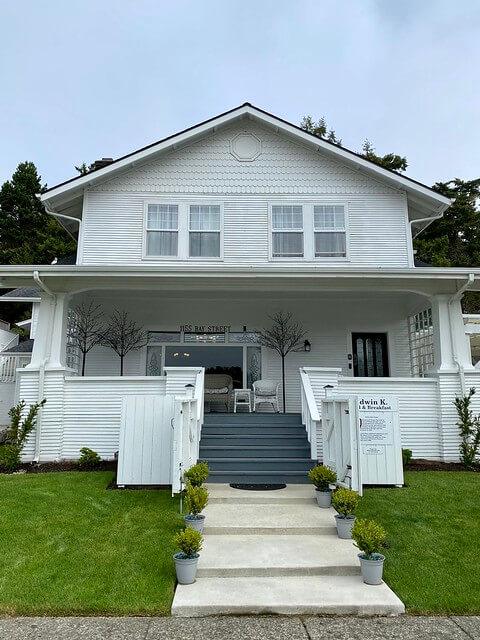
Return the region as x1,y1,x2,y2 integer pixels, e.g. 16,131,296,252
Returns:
172,484,405,616
199,412,314,484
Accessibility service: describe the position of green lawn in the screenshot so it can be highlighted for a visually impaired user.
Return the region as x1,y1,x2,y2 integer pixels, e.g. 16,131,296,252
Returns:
0,472,183,616
357,471,480,615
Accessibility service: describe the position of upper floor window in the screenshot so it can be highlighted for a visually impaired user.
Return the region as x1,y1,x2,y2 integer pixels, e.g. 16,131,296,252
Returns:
146,204,178,256
189,205,221,258
272,205,304,258
314,205,346,257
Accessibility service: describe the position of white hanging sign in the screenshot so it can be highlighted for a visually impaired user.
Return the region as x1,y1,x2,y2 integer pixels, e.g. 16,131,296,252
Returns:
358,396,395,446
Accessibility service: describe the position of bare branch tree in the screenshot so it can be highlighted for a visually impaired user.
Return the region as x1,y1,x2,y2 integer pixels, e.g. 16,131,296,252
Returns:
101,310,147,376
256,311,307,413
69,301,105,376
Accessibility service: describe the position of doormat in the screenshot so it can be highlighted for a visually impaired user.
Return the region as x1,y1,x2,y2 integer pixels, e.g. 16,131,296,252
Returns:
230,483,286,491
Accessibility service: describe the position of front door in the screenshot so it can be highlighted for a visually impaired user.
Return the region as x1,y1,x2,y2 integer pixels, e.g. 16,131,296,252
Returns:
352,333,389,377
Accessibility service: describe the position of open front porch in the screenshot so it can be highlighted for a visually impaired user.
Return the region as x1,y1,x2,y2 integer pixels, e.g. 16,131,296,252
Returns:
2,268,476,466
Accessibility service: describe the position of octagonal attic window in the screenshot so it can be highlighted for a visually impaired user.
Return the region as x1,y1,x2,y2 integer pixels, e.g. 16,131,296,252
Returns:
230,133,262,162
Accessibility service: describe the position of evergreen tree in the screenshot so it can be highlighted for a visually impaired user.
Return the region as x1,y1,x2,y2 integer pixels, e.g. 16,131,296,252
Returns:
0,161,76,265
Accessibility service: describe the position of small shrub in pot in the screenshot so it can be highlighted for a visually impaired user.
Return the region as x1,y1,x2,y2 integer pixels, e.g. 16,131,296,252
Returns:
331,488,359,539
308,465,337,508
184,461,209,487
351,518,387,585
173,527,203,585
184,482,209,533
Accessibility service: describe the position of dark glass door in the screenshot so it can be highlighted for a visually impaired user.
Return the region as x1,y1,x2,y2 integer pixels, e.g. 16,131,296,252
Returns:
352,333,389,377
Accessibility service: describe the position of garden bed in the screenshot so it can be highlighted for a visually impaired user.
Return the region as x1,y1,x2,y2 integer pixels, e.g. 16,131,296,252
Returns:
19,460,117,473
405,458,479,472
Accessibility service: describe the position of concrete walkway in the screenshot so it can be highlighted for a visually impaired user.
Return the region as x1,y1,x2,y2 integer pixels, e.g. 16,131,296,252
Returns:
172,484,404,616
0,616,478,639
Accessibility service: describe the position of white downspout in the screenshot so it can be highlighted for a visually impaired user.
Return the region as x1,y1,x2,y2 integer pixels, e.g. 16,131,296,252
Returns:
448,273,475,395
32,271,57,462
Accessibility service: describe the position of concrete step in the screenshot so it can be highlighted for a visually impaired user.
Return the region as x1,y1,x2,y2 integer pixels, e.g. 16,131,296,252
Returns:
206,458,315,472
201,434,308,447
172,575,405,616
202,425,307,435
208,470,312,484
207,483,315,504
204,413,302,424
196,534,360,578
203,502,337,535
200,445,311,458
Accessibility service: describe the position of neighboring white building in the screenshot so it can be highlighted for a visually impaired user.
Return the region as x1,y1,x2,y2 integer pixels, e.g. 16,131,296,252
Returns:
0,103,479,473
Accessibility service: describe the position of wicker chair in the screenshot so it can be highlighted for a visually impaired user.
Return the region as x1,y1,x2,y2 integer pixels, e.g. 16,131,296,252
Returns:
253,379,280,413
204,374,233,412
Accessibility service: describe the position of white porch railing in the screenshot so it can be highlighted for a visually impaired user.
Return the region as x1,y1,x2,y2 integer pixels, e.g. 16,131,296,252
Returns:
299,368,320,459
171,368,205,494
0,355,31,383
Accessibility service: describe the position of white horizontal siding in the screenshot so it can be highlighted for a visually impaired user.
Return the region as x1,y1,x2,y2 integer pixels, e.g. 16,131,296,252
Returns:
79,121,410,268
337,378,441,460
61,377,167,459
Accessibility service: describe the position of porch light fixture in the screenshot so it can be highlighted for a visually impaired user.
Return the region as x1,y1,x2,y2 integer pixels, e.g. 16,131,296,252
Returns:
185,383,194,399
324,384,334,399
304,340,311,353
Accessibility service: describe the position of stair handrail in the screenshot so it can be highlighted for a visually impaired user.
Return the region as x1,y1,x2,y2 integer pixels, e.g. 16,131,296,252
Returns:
299,368,320,459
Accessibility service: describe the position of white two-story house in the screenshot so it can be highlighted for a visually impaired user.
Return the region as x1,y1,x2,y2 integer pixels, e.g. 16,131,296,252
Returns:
1,103,479,481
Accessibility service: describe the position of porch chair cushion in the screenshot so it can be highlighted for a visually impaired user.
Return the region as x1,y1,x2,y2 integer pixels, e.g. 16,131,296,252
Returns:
204,374,233,410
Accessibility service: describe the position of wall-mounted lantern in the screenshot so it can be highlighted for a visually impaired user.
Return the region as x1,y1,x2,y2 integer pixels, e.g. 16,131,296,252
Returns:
184,383,195,399
304,339,311,353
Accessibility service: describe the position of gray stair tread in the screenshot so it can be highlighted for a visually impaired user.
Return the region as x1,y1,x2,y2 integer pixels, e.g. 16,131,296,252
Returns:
172,576,405,616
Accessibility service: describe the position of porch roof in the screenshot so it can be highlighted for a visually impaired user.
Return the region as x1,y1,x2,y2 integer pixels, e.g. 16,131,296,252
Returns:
0,265,479,298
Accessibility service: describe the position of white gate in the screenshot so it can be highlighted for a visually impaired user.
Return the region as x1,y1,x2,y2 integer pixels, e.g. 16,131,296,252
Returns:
171,397,200,495
321,396,362,495
117,395,175,486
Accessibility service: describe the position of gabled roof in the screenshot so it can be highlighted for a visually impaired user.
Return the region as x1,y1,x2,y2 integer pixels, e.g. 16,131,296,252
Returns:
1,338,34,354
41,103,451,228
0,287,41,302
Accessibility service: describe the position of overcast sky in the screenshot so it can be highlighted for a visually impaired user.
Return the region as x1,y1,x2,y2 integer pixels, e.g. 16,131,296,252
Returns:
1,0,479,188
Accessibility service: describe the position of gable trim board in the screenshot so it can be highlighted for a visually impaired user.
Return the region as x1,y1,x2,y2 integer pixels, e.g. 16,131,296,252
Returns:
40,104,451,223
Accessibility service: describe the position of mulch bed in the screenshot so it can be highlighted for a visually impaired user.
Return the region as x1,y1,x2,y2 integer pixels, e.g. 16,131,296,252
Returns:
405,458,479,472
19,460,117,474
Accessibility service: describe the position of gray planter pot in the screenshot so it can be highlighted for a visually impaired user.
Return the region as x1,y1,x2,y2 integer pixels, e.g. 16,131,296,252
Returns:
358,553,385,585
335,514,355,539
185,514,205,533
315,488,332,508
174,553,199,585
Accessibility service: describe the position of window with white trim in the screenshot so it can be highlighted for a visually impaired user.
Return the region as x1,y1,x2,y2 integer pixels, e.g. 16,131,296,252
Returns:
146,204,178,256
314,205,346,257
408,308,434,376
189,205,221,258
271,205,304,257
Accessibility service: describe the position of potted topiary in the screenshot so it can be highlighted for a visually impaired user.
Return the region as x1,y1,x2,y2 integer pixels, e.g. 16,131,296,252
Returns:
184,461,209,487
331,487,359,539
184,482,209,533
351,518,387,585
173,527,203,585
308,465,337,508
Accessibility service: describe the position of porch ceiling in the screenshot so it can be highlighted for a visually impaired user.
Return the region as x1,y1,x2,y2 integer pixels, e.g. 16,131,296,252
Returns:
1,265,480,298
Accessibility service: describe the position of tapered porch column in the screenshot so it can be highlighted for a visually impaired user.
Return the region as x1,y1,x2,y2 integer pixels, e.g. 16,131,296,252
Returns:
430,294,473,372
27,293,70,369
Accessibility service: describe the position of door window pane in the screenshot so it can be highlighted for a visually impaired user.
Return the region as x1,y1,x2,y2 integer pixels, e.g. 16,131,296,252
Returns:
247,346,261,388
146,346,162,376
